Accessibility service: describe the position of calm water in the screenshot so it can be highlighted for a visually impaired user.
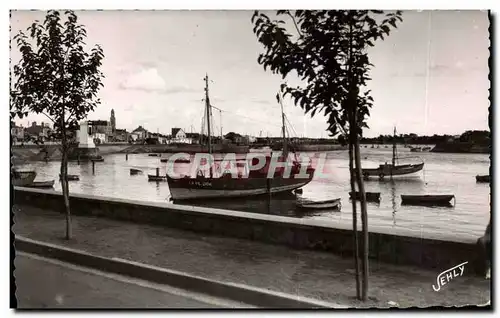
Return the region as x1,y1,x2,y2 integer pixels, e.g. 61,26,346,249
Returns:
17,147,491,239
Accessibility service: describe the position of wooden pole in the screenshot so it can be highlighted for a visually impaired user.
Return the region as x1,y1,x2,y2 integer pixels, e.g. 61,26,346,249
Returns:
126,153,128,161
156,167,159,177
92,161,95,175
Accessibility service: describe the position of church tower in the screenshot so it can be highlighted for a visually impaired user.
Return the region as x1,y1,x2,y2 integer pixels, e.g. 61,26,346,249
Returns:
110,109,116,134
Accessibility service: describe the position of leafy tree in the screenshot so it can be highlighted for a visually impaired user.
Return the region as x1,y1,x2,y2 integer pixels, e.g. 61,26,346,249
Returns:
11,10,104,240
252,10,403,300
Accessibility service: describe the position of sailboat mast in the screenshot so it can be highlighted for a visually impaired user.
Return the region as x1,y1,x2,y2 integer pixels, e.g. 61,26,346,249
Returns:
392,126,397,166
204,74,212,155
278,93,288,157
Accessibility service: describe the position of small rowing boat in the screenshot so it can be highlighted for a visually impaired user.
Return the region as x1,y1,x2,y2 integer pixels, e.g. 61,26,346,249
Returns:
148,174,166,182
26,180,55,189
476,175,490,183
130,168,142,175
160,157,190,163
401,194,455,206
349,191,381,202
12,170,37,186
60,174,80,181
296,198,341,210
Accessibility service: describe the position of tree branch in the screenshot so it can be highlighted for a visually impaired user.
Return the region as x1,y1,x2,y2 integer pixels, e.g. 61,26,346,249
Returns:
286,11,303,38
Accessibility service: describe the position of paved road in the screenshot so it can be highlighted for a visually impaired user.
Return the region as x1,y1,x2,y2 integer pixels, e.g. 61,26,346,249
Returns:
14,253,247,308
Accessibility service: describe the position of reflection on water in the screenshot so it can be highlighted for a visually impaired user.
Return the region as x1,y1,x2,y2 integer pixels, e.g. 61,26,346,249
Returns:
16,147,491,238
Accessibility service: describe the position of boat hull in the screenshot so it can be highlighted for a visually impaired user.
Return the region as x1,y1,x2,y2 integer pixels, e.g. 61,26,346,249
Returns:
148,175,166,182
476,175,490,183
401,195,455,206
167,175,313,200
12,171,37,186
362,163,424,178
26,180,55,188
296,198,341,210
349,191,381,202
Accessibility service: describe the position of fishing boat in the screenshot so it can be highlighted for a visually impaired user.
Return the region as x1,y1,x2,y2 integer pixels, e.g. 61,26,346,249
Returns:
296,198,341,210
410,147,422,152
12,170,37,186
130,168,142,175
422,146,432,151
148,174,167,182
476,175,490,183
148,153,161,157
166,75,315,200
362,127,424,180
401,194,455,206
349,191,381,202
25,180,55,189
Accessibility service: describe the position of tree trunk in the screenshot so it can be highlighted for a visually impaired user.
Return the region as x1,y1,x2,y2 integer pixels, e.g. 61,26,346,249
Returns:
353,133,369,301
60,122,71,240
348,135,361,300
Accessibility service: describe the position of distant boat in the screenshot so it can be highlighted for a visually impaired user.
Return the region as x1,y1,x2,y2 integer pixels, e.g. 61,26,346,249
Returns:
12,170,37,186
91,157,104,162
349,191,381,203
362,127,424,179
160,157,190,163
149,153,161,157
476,175,490,183
60,174,79,181
401,194,455,206
25,180,55,189
130,168,142,175
296,198,341,210
148,174,166,182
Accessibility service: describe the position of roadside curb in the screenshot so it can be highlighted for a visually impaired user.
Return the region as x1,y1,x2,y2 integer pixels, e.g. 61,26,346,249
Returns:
15,235,346,309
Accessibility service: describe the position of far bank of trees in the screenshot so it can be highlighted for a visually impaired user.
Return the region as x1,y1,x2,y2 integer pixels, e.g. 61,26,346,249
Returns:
358,130,490,145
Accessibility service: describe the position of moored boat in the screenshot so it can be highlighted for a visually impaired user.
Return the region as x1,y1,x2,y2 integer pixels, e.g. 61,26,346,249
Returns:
91,157,104,162
60,174,80,181
476,175,490,183
148,174,166,182
130,168,143,175
401,194,455,206
25,180,55,189
148,153,161,157
349,191,381,202
161,157,191,163
296,198,341,210
363,127,424,179
166,75,314,201
12,170,37,186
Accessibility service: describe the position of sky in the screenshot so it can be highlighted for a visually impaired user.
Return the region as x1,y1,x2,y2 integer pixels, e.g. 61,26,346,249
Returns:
9,10,490,138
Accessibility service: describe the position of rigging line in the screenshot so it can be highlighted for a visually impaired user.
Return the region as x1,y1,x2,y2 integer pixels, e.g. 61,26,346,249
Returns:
208,104,282,128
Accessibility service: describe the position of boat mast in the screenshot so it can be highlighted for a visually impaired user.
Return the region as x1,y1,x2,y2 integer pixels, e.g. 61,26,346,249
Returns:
204,74,213,177
204,74,212,155
278,92,288,158
392,126,397,166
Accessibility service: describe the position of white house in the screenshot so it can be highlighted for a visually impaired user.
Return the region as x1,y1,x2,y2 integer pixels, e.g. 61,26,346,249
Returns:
171,128,190,143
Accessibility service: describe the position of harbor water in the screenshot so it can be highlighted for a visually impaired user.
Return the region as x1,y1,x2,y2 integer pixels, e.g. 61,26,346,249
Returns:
16,147,491,239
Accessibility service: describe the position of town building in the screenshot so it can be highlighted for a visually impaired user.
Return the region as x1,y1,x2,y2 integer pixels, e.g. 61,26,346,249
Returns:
171,128,190,143
11,123,24,142
132,126,149,141
25,121,51,142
